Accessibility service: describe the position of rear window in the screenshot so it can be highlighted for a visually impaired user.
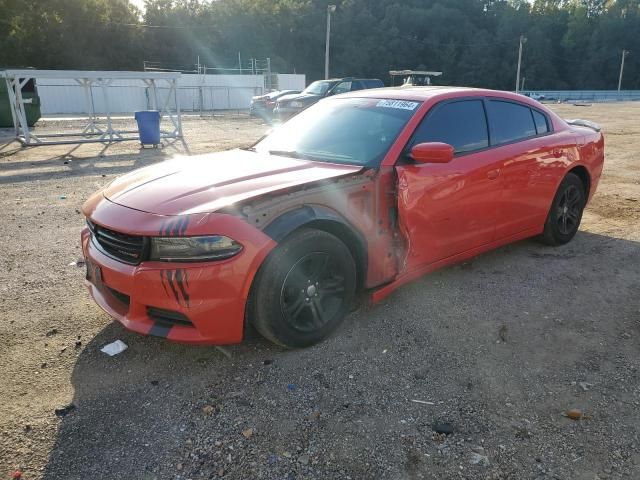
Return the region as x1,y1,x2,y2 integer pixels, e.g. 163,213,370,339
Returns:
532,109,549,134
488,100,537,145
412,100,489,154
363,79,384,88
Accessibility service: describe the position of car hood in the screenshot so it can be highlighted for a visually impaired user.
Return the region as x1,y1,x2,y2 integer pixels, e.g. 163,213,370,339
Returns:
278,93,320,104
103,149,362,216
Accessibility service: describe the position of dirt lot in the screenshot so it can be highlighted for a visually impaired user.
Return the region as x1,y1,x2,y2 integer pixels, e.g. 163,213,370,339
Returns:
1,104,639,480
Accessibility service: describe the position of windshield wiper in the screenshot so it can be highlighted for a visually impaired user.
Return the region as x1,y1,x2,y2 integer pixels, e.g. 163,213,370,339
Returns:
268,150,314,160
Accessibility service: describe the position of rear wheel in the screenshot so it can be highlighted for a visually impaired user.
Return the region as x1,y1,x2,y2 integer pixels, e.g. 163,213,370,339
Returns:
250,228,356,348
540,173,585,246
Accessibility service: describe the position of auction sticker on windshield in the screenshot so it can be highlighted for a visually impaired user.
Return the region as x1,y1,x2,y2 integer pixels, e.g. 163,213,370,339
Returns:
376,100,419,110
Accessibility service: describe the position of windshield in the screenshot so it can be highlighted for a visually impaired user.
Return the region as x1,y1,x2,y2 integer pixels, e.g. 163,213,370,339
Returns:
254,98,421,167
303,81,335,96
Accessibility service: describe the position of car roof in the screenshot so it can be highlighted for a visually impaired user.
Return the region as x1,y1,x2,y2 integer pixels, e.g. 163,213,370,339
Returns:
339,86,535,104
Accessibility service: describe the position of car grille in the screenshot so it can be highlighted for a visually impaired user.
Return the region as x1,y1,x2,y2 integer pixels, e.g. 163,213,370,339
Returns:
88,220,146,265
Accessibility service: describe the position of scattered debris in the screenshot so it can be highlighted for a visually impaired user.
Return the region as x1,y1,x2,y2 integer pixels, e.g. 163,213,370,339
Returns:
433,422,454,435
470,451,490,466
578,381,593,391
298,454,310,465
564,409,583,420
498,325,508,342
411,399,435,405
287,383,296,392
100,340,128,356
12,471,22,479
242,427,254,439
75,340,82,349
621,332,632,339
150,380,159,386
202,405,218,416
217,467,225,477
215,346,232,359
263,359,273,365
45,328,58,337
59,195,67,199
54,403,76,417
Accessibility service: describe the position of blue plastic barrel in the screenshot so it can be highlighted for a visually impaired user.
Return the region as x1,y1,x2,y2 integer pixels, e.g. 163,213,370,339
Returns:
134,110,161,146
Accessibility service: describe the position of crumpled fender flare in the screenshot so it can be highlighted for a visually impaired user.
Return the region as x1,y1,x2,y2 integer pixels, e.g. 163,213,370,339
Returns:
263,205,350,241
262,205,367,283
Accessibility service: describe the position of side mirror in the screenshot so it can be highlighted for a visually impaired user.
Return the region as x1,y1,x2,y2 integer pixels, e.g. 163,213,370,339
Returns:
410,142,454,164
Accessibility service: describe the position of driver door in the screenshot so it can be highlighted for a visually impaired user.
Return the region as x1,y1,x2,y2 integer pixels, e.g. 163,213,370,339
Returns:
395,99,502,270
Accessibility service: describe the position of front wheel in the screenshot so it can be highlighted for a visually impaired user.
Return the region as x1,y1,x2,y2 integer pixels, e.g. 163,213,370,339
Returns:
539,172,585,246
249,228,357,348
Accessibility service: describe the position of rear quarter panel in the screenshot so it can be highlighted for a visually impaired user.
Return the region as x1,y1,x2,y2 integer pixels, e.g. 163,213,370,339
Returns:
573,128,605,203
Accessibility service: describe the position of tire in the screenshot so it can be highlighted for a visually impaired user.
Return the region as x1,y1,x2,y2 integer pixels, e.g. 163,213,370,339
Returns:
539,172,586,246
249,228,357,348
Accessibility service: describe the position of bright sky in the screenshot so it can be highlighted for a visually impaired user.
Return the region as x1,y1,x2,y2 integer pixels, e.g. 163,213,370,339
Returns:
130,0,145,11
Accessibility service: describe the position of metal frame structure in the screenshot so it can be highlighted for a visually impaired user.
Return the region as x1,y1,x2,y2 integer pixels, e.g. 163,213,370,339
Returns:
1,70,182,146
389,70,443,87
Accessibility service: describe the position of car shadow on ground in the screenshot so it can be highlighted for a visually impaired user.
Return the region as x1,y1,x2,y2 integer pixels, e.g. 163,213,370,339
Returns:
0,139,191,185
42,230,640,479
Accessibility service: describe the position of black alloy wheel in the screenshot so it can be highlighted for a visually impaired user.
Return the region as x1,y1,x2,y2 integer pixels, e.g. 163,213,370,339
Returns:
540,172,586,246
250,228,356,348
280,252,346,333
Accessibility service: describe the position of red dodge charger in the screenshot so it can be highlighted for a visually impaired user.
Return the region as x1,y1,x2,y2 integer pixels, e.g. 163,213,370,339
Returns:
82,87,604,347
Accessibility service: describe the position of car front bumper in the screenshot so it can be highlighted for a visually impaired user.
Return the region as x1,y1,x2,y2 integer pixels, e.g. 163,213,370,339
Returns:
80,208,276,345
273,106,303,120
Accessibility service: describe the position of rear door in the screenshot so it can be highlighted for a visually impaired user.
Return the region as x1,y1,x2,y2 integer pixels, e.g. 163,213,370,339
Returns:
485,99,567,239
395,99,502,269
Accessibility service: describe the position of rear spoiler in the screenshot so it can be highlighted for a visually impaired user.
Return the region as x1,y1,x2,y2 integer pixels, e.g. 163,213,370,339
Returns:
565,119,601,132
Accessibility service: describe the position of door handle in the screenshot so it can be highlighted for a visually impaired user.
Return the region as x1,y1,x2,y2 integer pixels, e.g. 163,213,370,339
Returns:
487,169,500,180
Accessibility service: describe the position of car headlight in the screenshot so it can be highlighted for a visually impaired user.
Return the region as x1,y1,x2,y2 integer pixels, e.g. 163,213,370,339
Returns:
150,236,243,262
290,101,303,108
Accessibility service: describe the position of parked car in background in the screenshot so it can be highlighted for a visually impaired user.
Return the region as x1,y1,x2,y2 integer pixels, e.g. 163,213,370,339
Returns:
523,92,546,101
81,87,603,348
250,90,300,119
274,77,383,120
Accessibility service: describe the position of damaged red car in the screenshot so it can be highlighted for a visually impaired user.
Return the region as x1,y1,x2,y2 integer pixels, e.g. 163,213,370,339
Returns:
81,87,604,347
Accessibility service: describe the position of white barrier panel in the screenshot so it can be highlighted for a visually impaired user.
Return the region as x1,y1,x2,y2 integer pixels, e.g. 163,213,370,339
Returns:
36,73,306,115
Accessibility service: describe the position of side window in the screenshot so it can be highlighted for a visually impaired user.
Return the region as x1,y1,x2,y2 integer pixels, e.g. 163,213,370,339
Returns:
532,109,549,135
331,81,352,96
350,81,364,91
412,100,489,154
488,100,537,145
364,79,383,89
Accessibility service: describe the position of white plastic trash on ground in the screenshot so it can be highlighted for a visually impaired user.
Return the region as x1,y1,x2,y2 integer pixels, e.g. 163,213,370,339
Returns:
101,340,128,356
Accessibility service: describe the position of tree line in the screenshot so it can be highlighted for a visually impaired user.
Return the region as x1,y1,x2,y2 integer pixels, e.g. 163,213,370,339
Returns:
0,0,638,90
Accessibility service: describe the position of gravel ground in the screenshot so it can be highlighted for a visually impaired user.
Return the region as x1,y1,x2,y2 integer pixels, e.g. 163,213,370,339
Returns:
0,105,639,480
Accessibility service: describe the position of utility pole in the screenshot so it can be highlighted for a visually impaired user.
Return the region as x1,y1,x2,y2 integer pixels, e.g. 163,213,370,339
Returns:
515,35,526,93
618,49,629,91
324,5,336,80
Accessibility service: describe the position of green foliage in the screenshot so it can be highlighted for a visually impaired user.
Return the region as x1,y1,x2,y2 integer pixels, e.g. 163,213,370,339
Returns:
0,0,638,89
